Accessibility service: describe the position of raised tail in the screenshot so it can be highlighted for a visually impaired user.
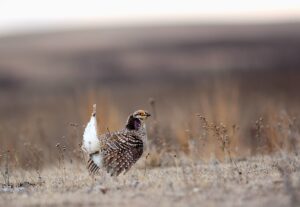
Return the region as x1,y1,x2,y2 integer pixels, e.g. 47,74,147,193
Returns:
82,104,102,175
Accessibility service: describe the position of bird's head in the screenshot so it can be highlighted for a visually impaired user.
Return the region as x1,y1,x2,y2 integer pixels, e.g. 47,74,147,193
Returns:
132,110,151,120
126,110,151,130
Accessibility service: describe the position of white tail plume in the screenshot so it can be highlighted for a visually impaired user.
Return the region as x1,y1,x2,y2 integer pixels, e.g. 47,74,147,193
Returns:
82,104,100,155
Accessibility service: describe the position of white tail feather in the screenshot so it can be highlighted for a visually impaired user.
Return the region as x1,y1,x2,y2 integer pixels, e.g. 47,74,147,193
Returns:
82,104,100,155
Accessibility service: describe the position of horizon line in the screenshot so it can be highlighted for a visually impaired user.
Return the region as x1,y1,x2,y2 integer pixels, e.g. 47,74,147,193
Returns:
1,18,300,38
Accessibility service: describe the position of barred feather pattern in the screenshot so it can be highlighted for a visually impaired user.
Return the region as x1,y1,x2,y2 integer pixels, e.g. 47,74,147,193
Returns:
87,156,100,174
103,132,143,176
87,127,146,176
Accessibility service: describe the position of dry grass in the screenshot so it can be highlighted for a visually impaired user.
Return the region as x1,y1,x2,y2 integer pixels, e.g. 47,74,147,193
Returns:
1,82,300,207
1,83,300,167
0,153,300,207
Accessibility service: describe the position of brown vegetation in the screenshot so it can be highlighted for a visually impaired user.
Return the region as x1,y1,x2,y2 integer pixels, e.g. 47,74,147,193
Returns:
1,23,300,206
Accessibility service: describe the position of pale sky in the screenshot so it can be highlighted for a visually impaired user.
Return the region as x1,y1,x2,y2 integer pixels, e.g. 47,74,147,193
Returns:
1,0,300,35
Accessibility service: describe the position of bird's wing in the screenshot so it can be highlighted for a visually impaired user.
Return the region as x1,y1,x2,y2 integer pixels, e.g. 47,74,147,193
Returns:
102,132,144,176
82,104,100,155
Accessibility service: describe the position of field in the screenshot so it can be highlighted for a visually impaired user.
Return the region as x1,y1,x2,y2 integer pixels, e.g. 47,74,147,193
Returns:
1,154,300,207
1,23,300,206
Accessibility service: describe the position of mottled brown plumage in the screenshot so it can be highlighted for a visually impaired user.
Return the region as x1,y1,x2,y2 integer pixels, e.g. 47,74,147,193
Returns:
86,110,150,176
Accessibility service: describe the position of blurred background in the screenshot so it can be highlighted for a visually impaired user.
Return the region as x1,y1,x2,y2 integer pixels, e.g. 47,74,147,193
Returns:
1,0,300,169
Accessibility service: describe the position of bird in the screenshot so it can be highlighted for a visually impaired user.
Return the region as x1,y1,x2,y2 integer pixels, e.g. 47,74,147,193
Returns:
82,104,151,176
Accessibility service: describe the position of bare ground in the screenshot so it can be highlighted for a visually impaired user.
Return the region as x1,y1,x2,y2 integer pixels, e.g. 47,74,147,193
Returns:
1,153,300,207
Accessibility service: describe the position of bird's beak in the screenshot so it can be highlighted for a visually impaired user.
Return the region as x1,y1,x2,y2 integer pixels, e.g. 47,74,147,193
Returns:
145,112,151,117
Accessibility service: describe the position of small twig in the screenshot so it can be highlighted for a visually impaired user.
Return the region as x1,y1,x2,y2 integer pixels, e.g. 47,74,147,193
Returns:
69,122,79,127
56,143,66,184
197,115,242,175
1,150,10,187
173,154,180,181
143,153,150,176
149,98,157,121
107,127,111,136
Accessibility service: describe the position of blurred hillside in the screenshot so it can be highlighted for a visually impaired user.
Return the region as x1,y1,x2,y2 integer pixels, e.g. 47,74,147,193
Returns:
0,23,300,89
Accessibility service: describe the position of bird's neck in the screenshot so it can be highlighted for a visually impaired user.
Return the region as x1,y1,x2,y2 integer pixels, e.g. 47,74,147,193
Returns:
126,115,143,131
